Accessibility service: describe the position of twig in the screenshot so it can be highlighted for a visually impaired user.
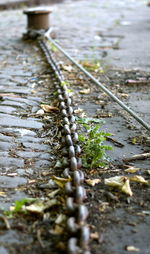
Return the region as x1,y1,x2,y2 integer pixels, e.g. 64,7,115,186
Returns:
106,137,124,147
0,215,11,229
123,153,150,162
37,229,45,248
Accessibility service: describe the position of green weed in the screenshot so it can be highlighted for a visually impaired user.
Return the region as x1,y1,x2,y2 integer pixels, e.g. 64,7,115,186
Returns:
4,198,35,217
79,124,112,168
48,41,58,52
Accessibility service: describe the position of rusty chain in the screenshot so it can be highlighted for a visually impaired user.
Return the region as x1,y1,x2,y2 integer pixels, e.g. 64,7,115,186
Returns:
38,38,91,254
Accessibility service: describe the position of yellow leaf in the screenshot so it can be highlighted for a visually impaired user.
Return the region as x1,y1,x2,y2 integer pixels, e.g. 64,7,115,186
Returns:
25,199,58,214
52,176,71,188
50,225,64,235
79,88,91,94
0,191,6,197
74,108,84,114
90,232,99,240
85,179,101,186
126,246,140,252
124,167,140,173
129,175,149,184
40,104,59,112
62,65,73,72
104,176,133,196
55,214,66,224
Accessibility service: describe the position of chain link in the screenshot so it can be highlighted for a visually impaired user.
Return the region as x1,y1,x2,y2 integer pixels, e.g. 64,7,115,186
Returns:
38,38,91,254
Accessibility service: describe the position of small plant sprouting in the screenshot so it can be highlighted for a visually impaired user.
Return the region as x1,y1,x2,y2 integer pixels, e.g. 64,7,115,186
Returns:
48,41,58,52
4,198,36,217
78,124,112,168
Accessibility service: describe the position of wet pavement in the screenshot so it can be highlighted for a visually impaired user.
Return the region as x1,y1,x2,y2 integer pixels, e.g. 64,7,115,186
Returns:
0,0,150,253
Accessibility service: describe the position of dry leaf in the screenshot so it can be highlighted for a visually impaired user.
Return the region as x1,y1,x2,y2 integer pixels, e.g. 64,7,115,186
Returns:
62,65,73,72
85,179,101,186
48,189,60,198
40,104,59,112
28,180,37,184
74,108,84,114
0,191,6,197
124,167,140,173
129,175,149,185
104,176,133,196
25,199,58,214
36,109,45,115
6,173,18,177
125,245,140,252
55,214,66,224
118,93,129,99
50,225,64,235
52,176,71,188
99,202,109,212
79,88,91,94
0,93,19,98
90,232,99,240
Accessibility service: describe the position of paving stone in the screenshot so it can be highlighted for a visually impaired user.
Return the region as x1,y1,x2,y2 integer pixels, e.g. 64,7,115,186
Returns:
0,230,33,244
0,134,14,142
16,136,45,143
1,100,27,109
0,151,9,157
16,151,51,159
5,97,40,106
0,141,14,151
34,159,51,168
0,105,16,114
22,142,50,151
0,157,24,168
0,247,9,254
0,114,43,129
0,87,31,95
0,176,27,188
0,128,37,137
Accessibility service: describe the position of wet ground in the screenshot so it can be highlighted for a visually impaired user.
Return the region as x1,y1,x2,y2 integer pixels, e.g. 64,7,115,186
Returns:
0,0,150,253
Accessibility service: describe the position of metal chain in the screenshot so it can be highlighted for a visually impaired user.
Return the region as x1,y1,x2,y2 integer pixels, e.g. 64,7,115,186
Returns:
38,38,91,254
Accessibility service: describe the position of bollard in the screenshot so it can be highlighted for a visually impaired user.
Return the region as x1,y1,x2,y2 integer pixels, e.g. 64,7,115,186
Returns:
23,7,52,31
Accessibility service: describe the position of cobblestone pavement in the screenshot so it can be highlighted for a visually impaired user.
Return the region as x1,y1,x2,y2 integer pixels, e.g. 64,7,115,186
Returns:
0,9,58,253
0,0,150,253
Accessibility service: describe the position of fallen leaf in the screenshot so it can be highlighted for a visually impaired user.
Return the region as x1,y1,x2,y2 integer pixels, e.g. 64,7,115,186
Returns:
85,179,101,186
104,176,133,196
55,214,66,224
50,225,64,235
99,202,109,212
118,93,129,99
62,65,73,72
129,175,149,185
0,192,6,197
6,173,18,177
124,167,140,173
52,176,71,188
28,180,37,184
90,232,99,240
79,88,91,94
48,189,60,198
36,109,45,115
96,110,113,118
145,170,150,175
0,93,19,98
74,108,84,114
125,245,140,252
25,199,58,214
41,104,59,112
